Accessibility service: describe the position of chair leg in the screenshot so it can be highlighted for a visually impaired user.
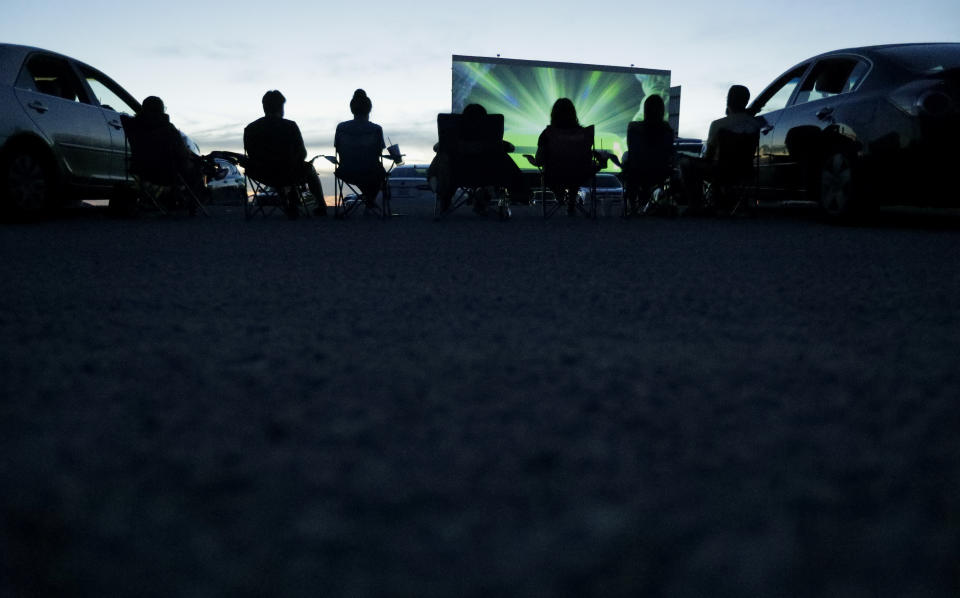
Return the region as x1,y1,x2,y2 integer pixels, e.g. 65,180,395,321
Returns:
370,183,390,219
178,174,209,217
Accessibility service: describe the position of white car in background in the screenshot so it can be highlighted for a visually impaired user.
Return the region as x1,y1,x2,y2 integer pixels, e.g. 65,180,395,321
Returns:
206,157,246,202
387,164,432,201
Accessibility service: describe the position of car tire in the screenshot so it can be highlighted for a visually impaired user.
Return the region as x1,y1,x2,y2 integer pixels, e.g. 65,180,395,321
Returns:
819,150,861,221
1,149,53,217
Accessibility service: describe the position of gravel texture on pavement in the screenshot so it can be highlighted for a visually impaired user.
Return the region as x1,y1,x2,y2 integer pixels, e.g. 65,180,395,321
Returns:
2,201,959,597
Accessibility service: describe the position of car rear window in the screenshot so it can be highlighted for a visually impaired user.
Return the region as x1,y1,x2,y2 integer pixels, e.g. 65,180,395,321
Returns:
390,166,427,178
596,174,621,188
878,44,960,74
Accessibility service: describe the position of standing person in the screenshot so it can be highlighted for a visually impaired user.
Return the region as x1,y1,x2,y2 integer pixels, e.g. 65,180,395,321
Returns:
243,90,327,218
622,94,675,216
535,98,595,216
334,89,387,210
678,84,760,213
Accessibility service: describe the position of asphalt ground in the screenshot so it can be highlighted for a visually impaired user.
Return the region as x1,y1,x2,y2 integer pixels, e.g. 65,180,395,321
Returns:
1,199,959,597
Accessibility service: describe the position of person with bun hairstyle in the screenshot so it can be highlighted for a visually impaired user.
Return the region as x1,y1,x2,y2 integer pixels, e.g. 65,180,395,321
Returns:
334,89,388,209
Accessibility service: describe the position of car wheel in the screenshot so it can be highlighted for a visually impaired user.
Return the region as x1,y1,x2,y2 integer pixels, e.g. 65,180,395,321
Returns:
2,150,52,216
819,150,859,220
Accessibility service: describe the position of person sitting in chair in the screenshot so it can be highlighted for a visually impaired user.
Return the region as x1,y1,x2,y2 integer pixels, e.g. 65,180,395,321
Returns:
428,103,526,214
243,90,327,217
535,98,596,216
622,95,675,216
334,89,387,210
127,95,192,187
122,95,206,212
678,84,760,214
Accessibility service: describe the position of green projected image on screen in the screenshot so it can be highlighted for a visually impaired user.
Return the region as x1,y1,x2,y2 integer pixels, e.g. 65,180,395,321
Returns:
452,56,671,171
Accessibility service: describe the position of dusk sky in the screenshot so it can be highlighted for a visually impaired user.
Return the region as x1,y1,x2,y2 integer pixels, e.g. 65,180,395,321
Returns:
4,0,959,178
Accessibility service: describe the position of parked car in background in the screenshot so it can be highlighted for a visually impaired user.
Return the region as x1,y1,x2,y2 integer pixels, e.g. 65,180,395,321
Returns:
674,137,704,158
206,157,246,202
579,172,624,216
749,43,960,217
386,164,431,201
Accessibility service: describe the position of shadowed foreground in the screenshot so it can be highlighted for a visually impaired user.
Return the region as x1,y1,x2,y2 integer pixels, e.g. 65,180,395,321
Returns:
1,202,958,597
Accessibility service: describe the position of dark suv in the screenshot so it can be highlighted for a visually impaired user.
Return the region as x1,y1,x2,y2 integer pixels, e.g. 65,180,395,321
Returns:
749,43,960,217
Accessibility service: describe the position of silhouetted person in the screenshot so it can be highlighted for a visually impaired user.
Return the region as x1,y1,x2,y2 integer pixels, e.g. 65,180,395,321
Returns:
679,84,760,213
535,98,596,216
428,103,526,213
622,95,675,215
125,95,192,187
334,89,387,210
243,90,327,218
121,95,207,212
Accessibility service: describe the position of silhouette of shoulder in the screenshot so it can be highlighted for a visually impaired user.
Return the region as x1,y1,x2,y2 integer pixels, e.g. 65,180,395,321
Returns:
708,112,761,137
334,119,385,148
243,116,305,163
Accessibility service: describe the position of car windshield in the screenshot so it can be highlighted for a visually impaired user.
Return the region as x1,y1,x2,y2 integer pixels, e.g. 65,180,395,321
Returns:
391,166,427,178
877,44,960,74
596,174,621,188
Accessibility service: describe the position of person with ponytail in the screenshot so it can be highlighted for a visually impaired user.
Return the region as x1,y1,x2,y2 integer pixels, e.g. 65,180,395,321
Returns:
334,89,388,209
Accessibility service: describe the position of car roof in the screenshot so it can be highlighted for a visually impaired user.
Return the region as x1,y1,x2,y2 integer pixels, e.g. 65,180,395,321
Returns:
0,43,94,87
390,164,430,172
815,42,960,57
752,43,960,99
789,42,960,69
0,44,33,86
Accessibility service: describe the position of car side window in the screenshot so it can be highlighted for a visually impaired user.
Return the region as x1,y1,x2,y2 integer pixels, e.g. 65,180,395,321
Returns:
844,61,870,92
753,65,808,116
80,67,137,115
794,58,866,105
16,54,86,102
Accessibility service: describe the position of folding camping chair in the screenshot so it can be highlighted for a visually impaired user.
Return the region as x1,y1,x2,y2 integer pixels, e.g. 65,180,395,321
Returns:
209,151,314,220
704,129,760,216
323,138,402,220
120,114,208,216
433,112,512,221
243,168,314,220
524,124,599,219
623,120,676,218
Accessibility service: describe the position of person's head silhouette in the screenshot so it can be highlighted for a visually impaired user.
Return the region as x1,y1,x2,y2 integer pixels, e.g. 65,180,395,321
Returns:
142,96,164,115
262,90,285,117
462,103,487,122
550,98,579,128
350,89,372,118
643,95,665,122
726,85,750,115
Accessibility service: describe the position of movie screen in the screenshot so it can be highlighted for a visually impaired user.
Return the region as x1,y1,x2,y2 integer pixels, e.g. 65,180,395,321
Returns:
452,56,671,170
